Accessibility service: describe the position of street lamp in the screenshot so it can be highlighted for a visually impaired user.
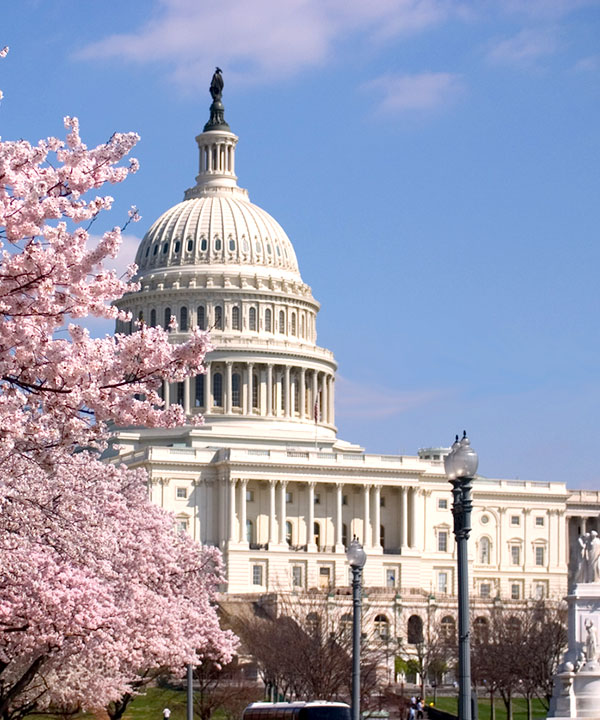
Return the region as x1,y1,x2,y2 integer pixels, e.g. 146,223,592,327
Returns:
347,536,367,720
444,431,478,720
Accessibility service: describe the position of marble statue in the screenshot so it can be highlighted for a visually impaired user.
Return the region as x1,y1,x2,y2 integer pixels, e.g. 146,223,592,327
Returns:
585,619,597,663
575,530,600,583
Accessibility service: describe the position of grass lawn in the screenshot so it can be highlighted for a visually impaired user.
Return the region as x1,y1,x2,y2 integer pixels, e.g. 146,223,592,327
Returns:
429,695,548,720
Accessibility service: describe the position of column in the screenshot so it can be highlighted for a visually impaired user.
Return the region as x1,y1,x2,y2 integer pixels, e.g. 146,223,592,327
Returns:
284,365,291,417
183,377,190,415
373,485,381,549
268,480,277,545
328,375,335,426
279,481,288,545
307,482,316,549
163,379,170,409
203,364,211,412
267,364,273,416
523,508,530,570
247,362,254,415
299,368,306,420
228,478,237,543
225,361,233,414
239,479,248,544
312,371,318,421
192,478,202,542
321,374,328,424
409,488,417,548
363,485,371,548
335,483,344,550
400,487,408,549
558,511,566,568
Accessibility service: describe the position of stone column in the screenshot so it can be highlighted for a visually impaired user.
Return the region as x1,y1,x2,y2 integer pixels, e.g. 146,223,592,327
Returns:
225,361,233,414
239,479,248,544
284,365,291,417
268,480,277,545
279,481,288,545
363,485,371,548
321,373,328,424
329,375,335,426
204,364,211,412
335,483,344,550
163,379,170,409
228,478,237,543
400,487,408,549
247,362,254,415
373,485,382,549
267,364,273,416
299,367,306,420
523,508,530,570
312,371,319,421
409,488,417,548
307,481,316,549
183,377,190,414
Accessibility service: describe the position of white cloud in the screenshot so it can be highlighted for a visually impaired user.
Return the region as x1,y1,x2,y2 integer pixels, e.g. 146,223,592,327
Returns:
76,0,459,88
90,232,142,278
573,55,599,72
335,375,441,420
486,27,559,66
365,71,465,113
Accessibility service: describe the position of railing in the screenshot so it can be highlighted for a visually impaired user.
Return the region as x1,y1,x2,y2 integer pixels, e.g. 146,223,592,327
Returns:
383,547,402,555
249,543,268,550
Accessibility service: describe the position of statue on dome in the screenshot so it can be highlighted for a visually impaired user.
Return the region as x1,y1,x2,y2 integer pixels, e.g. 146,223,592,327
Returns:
210,67,224,102
575,530,600,583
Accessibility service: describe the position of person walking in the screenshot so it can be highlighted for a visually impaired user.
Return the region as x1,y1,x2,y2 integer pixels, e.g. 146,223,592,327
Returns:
163,708,171,720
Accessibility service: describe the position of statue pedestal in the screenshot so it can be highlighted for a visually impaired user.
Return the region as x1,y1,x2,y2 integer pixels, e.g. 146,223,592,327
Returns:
547,583,600,719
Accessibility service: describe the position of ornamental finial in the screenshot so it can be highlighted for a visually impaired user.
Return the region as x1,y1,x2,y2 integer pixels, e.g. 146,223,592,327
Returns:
204,67,230,132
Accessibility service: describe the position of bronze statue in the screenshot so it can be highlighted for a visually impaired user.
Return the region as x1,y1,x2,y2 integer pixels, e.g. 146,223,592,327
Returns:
210,67,224,102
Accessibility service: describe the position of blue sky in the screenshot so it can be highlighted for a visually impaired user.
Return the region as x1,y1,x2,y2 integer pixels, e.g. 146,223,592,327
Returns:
1,0,599,487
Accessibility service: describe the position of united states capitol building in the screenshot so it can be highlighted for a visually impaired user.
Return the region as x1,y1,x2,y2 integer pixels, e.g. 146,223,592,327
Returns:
111,75,599,642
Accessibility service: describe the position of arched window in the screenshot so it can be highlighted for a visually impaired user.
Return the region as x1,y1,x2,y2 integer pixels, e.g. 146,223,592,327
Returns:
249,307,257,331
214,306,223,330
265,308,272,332
232,306,240,330
164,307,171,330
480,537,491,564
473,617,489,643
342,523,348,548
138,310,144,324
374,614,390,640
150,308,157,327
441,616,456,641
252,374,259,409
195,376,204,407
246,519,254,544
301,314,305,338
407,615,424,644
180,306,188,332
174,240,180,253
380,524,385,548
200,237,208,252
313,521,321,548
232,373,241,408
278,310,285,333
291,312,297,336
212,372,223,407
197,305,206,330
286,521,293,546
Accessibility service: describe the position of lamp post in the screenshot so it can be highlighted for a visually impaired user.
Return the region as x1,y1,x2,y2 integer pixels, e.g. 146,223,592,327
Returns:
347,536,367,720
444,431,478,720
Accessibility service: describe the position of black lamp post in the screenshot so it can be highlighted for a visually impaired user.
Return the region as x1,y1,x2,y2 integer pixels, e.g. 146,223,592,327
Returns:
444,431,478,720
347,536,367,720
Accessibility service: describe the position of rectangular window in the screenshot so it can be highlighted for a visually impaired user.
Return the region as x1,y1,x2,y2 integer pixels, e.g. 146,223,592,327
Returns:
314,493,321,504
511,515,521,526
246,489,254,502
292,566,303,588
480,583,491,599
511,546,521,565
535,583,546,600
438,571,448,594
176,518,188,534
342,494,348,506
535,547,545,566
438,498,448,510
438,531,448,553
511,583,521,600
176,487,187,500
380,496,386,507
252,565,263,586
286,491,293,504
535,516,544,527
386,569,396,588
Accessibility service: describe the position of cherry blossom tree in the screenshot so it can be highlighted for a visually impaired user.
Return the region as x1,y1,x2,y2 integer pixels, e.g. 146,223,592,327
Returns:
0,48,236,718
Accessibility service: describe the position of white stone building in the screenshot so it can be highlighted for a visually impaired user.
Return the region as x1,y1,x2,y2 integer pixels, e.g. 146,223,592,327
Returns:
111,82,598,626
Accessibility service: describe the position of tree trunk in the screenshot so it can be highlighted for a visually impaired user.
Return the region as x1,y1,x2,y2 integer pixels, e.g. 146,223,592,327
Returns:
526,695,532,720
106,694,132,720
489,689,495,720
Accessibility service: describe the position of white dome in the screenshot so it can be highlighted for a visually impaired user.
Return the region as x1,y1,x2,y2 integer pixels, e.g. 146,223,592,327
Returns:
135,194,300,276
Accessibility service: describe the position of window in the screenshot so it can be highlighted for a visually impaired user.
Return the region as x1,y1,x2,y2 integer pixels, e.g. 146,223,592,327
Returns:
180,306,188,332
480,582,491,598
162,242,169,254
535,546,545,566
511,545,521,565
177,382,184,406
174,240,180,253
265,308,272,332
197,305,206,330
438,530,448,552
252,565,263,586
200,237,208,251
195,376,204,407
535,582,546,600
252,374,259,409
214,306,223,330
511,515,521,526
438,498,448,509
212,372,223,407
164,307,171,329
176,518,189,534
215,237,222,251
380,496,386,507
386,569,396,589
232,373,241,408
342,523,348,548
278,310,285,333
479,537,491,564
441,616,456,640
246,489,254,502
313,522,321,548
246,519,254,543
318,567,330,589
473,617,489,643
249,307,257,331
380,524,385,548
511,583,521,600
229,236,235,251
232,306,240,330
286,521,293,546
292,565,303,588
536,516,545,527
187,238,194,252
291,313,297,336
176,487,187,500
342,613,352,635
286,491,293,504
314,493,321,504
374,614,389,640
342,494,348,506
150,308,157,327
407,615,424,644
438,571,448,594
